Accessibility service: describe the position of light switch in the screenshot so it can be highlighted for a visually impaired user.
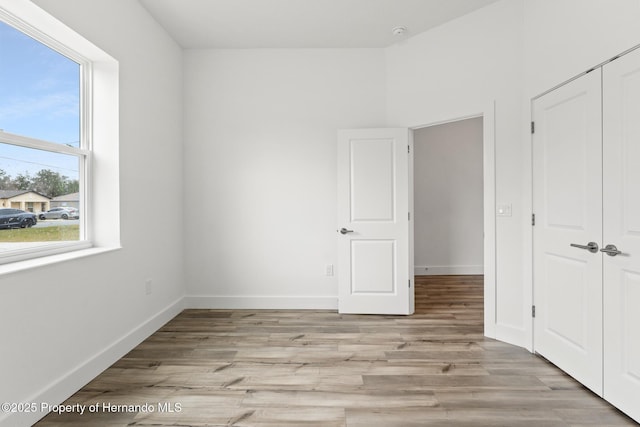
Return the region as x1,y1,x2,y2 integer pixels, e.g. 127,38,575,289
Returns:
496,204,512,217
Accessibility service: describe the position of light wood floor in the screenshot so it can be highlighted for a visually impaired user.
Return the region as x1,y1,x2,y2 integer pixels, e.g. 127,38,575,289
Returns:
37,275,637,426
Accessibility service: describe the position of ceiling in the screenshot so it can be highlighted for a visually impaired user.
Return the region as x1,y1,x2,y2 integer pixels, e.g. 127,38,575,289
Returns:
139,0,500,49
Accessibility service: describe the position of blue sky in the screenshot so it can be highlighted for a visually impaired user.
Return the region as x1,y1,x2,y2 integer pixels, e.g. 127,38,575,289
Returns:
0,20,80,180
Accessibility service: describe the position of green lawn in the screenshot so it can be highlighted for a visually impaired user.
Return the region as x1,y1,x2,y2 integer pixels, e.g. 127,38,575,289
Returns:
0,225,79,242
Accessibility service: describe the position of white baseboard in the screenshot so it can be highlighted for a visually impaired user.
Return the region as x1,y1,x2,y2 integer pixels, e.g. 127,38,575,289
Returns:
1,297,184,427
184,295,338,310
414,265,484,276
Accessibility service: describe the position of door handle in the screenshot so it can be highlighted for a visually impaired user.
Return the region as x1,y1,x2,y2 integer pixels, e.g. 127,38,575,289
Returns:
338,227,354,235
600,244,622,257
570,242,599,253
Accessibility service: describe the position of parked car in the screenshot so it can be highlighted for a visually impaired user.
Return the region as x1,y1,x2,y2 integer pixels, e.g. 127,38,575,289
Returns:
38,207,79,220
0,208,37,229
59,207,79,217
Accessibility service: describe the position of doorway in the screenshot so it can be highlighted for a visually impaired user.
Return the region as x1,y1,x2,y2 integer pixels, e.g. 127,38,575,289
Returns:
336,106,495,324
413,117,484,319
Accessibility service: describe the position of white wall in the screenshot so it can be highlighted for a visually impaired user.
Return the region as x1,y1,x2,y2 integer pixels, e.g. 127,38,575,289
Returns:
183,49,386,308
385,0,527,346
414,117,483,276
523,0,640,98
0,1,183,426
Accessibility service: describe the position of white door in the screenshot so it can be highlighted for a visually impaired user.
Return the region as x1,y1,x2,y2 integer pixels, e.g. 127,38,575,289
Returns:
532,69,603,395
337,128,414,315
602,48,640,421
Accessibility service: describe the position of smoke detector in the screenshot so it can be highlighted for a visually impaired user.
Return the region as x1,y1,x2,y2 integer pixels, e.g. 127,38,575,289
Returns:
392,26,407,36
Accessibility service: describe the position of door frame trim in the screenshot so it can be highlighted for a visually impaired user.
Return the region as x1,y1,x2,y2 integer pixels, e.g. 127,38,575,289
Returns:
409,101,496,338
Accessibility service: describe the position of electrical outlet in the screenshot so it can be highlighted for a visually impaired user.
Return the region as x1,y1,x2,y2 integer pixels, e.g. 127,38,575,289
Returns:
145,278,153,295
325,264,334,276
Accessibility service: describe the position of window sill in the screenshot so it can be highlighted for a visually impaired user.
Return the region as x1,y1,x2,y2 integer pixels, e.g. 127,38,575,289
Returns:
0,244,121,277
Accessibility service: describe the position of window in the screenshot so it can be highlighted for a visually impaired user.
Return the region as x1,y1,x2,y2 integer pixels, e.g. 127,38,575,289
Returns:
0,8,93,263
0,1,120,268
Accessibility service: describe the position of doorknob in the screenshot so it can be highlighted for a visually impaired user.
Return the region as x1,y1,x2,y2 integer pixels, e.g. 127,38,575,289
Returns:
570,242,599,253
338,227,354,235
600,244,622,257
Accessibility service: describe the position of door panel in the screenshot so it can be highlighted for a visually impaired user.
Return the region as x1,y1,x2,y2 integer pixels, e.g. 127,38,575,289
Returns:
544,95,591,230
533,69,603,395
603,47,640,422
351,240,395,294
544,254,588,350
337,128,413,315
350,139,395,222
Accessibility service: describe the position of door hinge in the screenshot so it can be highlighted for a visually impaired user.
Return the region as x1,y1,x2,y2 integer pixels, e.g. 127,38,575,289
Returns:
532,305,536,318
408,212,411,221
408,145,410,154
531,121,535,134
408,279,411,288
532,213,536,226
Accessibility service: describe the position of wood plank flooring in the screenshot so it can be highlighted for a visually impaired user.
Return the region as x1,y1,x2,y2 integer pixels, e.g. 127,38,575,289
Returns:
37,275,637,426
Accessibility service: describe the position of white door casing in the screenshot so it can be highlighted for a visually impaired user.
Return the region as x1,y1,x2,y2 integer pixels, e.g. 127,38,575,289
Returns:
602,48,640,422
337,128,414,315
532,69,603,395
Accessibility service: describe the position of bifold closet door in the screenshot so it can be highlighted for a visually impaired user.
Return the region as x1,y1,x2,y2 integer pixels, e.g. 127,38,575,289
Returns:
602,47,640,422
532,69,603,396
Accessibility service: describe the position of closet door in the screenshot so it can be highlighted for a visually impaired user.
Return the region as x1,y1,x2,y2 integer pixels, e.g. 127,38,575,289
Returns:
532,69,603,395
603,48,640,421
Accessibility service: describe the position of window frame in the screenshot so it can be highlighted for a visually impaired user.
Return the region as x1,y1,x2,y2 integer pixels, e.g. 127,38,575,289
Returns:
0,3,112,266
